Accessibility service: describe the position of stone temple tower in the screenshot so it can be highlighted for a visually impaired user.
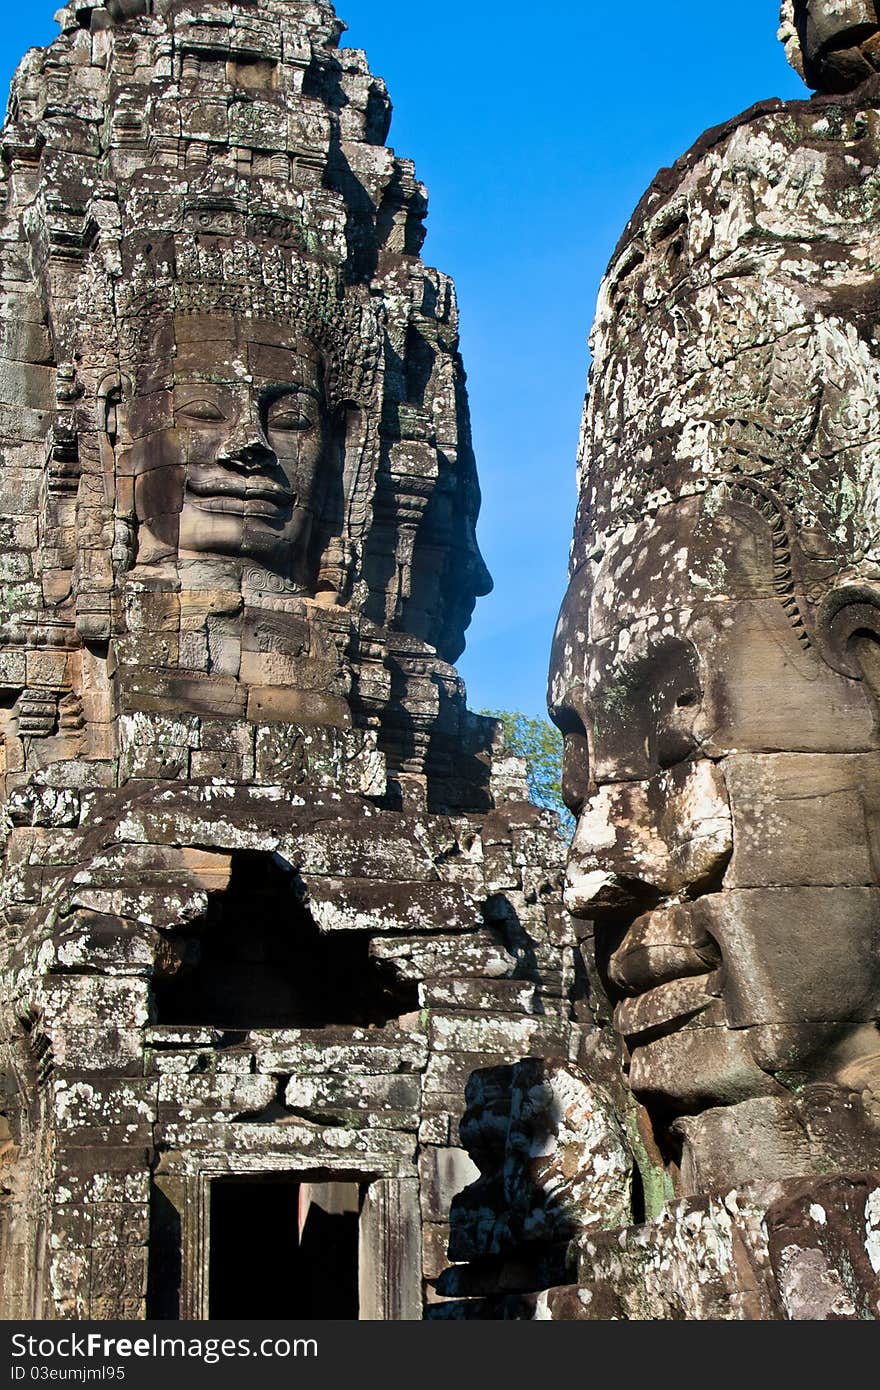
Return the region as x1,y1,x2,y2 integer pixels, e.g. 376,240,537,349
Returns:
0,0,575,1320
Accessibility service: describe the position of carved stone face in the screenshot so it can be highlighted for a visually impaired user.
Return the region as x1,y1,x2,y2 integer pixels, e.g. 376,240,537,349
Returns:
550,494,880,1121
121,315,330,585
788,0,880,90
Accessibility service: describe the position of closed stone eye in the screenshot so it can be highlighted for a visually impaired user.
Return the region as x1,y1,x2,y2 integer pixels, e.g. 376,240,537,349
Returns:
176,400,226,424
268,411,315,432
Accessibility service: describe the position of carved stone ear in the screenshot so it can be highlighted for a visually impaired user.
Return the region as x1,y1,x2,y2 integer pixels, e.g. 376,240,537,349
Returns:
97,373,131,447
816,585,880,678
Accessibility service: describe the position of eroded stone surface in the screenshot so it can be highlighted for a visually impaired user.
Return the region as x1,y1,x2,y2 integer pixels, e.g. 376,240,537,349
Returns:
8,0,880,1324
781,1,880,93
437,6,880,1324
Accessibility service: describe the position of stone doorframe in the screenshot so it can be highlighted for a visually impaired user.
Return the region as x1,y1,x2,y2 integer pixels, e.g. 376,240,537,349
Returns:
162,1169,422,1321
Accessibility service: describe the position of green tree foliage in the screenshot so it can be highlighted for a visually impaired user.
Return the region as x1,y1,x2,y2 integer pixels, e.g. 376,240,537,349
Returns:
481,709,575,838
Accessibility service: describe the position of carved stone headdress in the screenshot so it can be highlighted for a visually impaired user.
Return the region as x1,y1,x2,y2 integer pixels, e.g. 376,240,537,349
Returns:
573,76,880,662
111,213,384,414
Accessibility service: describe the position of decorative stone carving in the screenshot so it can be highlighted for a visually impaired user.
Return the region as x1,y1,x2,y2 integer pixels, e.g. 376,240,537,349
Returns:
435,2,880,1324
0,0,496,778
549,39,880,1206
433,1060,631,1303
432,12,880,1322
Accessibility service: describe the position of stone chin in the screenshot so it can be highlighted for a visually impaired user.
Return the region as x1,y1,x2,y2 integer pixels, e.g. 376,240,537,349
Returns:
627,1029,780,1116
593,879,880,1120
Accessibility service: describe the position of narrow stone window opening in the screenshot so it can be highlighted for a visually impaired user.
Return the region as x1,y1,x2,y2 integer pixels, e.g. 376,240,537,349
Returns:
152,850,418,1029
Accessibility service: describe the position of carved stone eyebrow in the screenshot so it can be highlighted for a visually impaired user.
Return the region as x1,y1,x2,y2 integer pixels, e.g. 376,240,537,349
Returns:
263,383,323,401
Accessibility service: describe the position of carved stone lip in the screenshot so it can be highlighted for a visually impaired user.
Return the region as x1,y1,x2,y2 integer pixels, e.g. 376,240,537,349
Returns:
611,942,712,995
613,975,717,1043
609,904,721,996
185,471,293,518
607,899,723,1043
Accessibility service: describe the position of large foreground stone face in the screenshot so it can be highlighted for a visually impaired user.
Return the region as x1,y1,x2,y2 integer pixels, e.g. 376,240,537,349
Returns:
549,24,880,1204
442,0,880,1324
0,1,576,1321
430,9,880,1322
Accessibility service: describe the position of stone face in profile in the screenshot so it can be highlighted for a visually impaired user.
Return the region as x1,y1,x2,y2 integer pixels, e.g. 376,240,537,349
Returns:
549,67,880,1194
780,0,880,90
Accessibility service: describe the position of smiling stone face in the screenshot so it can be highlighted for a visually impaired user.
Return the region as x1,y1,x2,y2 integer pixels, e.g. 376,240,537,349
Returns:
120,316,331,587
546,61,880,1190
551,493,880,1186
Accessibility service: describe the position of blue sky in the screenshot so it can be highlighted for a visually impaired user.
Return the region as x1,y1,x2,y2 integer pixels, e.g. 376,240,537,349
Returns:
1,4,808,719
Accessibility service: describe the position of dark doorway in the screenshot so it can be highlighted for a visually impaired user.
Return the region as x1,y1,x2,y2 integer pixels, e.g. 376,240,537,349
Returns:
208,1176,360,1320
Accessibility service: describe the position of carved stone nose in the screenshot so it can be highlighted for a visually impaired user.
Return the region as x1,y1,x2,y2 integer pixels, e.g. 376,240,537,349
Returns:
220,437,276,472
564,761,733,917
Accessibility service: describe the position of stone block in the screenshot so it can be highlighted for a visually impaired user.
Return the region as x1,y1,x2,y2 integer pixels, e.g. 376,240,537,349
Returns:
307,879,482,935
421,979,538,1014
283,1071,421,1130
246,685,351,727
429,1012,565,1058
189,748,251,780
157,1074,277,1121
419,1147,480,1222
0,650,26,687
252,1027,429,1076
724,752,880,888
694,887,880,1027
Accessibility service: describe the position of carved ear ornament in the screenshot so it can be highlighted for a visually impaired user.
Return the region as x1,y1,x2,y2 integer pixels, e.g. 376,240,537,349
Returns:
716,475,813,652
714,475,880,677
816,584,880,678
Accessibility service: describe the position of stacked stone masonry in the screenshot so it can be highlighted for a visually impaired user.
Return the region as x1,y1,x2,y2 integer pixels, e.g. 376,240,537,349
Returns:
438,0,880,1321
